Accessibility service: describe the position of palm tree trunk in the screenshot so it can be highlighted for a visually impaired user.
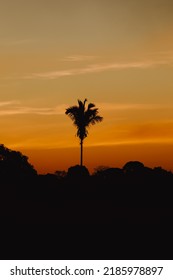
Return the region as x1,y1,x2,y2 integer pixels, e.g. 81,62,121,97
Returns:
80,139,83,166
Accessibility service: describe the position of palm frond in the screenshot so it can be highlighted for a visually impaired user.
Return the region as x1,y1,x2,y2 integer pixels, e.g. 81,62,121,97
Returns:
65,106,79,122
89,115,103,125
87,103,95,109
65,99,103,141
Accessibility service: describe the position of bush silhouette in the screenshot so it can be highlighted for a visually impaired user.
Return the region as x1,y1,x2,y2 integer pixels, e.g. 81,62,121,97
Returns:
123,161,145,173
0,144,37,181
67,165,90,180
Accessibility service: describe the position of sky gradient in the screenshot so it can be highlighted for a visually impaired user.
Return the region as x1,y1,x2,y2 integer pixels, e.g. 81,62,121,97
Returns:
0,0,173,173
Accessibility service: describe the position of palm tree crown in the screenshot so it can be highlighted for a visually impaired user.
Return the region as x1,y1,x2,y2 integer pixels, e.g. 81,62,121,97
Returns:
65,99,103,166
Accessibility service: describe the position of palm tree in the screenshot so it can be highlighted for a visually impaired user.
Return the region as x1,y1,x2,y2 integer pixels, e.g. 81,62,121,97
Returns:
65,99,103,166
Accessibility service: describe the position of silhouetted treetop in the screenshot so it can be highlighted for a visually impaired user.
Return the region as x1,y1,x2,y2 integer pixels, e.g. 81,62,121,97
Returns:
67,165,90,180
123,161,145,172
65,99,103,141
54,170,67,179
0,144,37,179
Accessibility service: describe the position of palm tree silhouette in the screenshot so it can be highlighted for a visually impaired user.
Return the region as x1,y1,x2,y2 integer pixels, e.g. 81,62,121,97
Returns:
65,99,103,166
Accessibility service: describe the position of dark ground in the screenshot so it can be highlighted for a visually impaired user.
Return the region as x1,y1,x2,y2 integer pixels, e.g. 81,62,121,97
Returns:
1,169,173,260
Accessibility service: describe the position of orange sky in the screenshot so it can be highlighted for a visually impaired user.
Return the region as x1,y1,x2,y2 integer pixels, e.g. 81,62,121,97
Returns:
0,0,173,174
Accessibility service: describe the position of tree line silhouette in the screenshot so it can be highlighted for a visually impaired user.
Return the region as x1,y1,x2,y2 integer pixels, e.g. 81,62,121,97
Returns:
0,143,173,227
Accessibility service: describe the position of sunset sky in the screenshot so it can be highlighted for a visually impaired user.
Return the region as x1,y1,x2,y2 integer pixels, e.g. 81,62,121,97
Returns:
0,0,173,174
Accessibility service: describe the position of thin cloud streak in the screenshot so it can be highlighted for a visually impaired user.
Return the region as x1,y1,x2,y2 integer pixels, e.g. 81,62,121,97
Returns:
0,101,20,107
0,101,172,116
149,50,173,58
0,38,34,46
62,55,97,62
24,59,172,80
98,103,173,111
8,134,173,150
0,102,67,116
87,138,173,147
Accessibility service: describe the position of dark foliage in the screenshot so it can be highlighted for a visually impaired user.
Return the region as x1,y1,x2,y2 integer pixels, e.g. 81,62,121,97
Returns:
0,144,37,181
0,146,173,259
67,165,90,180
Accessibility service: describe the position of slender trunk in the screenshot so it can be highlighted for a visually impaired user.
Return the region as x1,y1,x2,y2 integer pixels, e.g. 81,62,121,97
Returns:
80,139,83,166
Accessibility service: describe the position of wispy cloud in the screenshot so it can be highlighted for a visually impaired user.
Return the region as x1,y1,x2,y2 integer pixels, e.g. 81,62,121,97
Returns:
0,38,33,46
62,55,96,62
0,101,20,107
1,52,172,81
0,101,67,116
24,59,172,80
97,102,171,111
86,138,173,147
149,50,173,58
0,100,172,116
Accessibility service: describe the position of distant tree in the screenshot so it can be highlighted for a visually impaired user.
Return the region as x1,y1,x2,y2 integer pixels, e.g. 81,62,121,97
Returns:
54,170,67,179
123,161,144,173
93,165,110,176
67,165,90,180
0,144,37,180
153,166,168,175
93,166,123,183
65,99,103,166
